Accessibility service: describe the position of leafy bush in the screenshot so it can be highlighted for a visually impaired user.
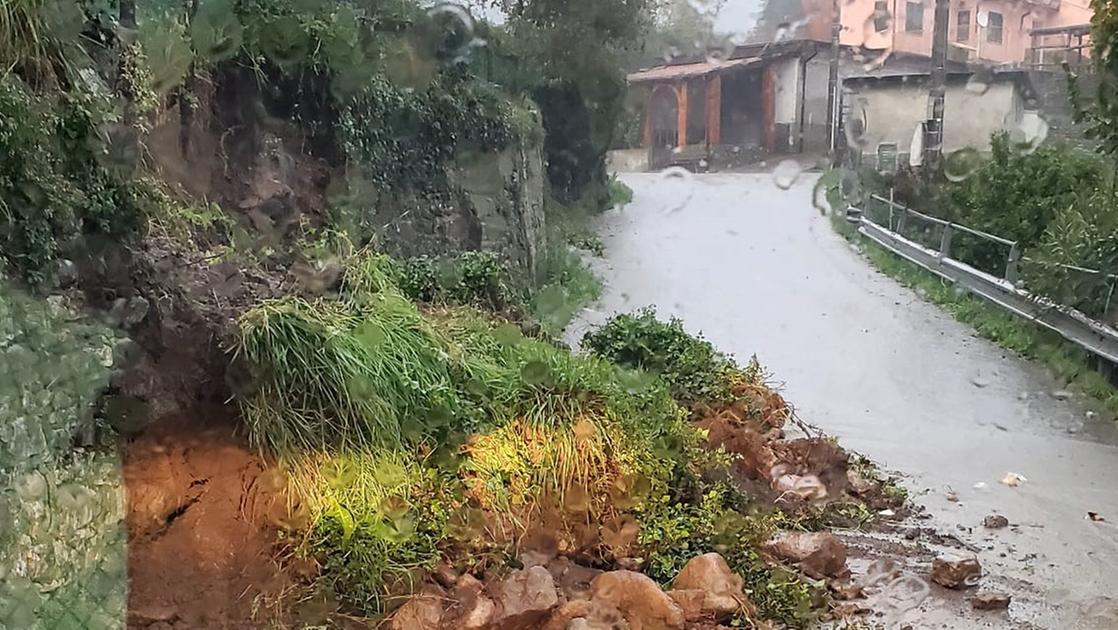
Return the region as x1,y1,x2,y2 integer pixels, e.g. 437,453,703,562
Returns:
341,71,515,192
582,308,735,406
390,251,515,311
943,133,1109,272
1021,189,1118,321
607,174,633,208
0,76,148,284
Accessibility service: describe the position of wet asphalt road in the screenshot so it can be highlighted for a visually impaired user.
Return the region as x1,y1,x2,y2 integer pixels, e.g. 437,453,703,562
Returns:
570,171,1118,629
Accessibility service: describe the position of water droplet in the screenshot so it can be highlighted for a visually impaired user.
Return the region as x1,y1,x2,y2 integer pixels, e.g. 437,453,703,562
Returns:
662,46,681,62
426,2,479,64
772,159,802,190
657,166,694,214
1011,114,1049,154
965,67,993,95
943,147,984,182
521,360,552,386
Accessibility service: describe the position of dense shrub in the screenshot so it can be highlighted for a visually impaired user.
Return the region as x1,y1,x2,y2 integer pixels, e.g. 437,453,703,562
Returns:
943,133,1109,272
0,77,148,285
1021,189,1118,321
582,308,736,406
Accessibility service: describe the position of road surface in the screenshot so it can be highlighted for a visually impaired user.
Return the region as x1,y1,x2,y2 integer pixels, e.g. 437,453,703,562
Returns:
570,171,1118,629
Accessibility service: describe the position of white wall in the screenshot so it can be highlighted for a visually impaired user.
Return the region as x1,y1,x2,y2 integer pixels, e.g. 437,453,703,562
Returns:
851,79,1022,163
774,58,800,125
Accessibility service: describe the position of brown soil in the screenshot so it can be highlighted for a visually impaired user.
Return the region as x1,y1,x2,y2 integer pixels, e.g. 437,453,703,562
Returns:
123,411,296,629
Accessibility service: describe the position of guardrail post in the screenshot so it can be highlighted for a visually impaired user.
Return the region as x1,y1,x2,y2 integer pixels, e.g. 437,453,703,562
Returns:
939,224,954,259
1005,243,1020,285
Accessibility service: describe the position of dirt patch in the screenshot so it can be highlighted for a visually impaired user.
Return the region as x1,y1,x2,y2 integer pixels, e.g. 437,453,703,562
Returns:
124,411,296,629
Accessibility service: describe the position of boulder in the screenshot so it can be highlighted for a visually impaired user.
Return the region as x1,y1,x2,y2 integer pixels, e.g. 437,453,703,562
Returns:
666,590,706,621
763,531,848,578
490,566,560,629
671,553,749,618
931,551,982,589
982,514,1009,529
387,586,445,630
590,570,685,629
971,590,1011,610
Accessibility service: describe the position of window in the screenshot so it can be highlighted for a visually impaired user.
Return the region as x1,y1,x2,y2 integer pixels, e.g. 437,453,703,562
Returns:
876,143,899,173
874,0,890,32
956,10,970,42
987,11,1003,43
905,1,924,33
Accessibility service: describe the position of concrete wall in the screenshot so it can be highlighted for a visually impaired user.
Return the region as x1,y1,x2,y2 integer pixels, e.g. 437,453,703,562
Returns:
608,148,650,173
379,129,549,284
850,77,1022,165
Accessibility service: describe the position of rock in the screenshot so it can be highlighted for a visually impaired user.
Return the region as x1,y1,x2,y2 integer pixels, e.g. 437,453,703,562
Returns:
971,590,1011,610
590,570,684,629
829,579,864,600
773,473,828,501
667,589,706,621
931,551,982,589
615,557,643,571
55,258,78,288
1051,389,1073,401
846,469,877,496
548,557,604,601
491,566,560,629
454,573,485,597
387,586,445,630
519,549,555,568
108,296,150,328
434,562,458,588
542,600,627,630
983,514,1009,529
763,531,848,578
459,594,496,629
831,601,872,618
671,553,749,618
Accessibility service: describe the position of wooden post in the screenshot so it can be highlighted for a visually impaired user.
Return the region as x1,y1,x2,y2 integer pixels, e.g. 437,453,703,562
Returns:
677,81,688,147
762,67,776,153
706,74,722,146
642,87,653,147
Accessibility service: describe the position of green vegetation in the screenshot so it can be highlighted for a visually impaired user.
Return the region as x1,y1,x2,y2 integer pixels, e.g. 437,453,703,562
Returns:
583,307,739,406
234,249,824,625
826,203,1118,417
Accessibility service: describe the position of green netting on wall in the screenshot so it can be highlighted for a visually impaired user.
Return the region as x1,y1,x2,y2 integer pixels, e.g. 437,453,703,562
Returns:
0,285,127,630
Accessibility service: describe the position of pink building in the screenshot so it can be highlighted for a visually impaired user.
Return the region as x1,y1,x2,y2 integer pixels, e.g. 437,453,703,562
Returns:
838,0,1092,63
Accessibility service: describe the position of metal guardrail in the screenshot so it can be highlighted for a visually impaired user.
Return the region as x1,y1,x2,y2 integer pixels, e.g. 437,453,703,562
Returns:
854,194,1118,364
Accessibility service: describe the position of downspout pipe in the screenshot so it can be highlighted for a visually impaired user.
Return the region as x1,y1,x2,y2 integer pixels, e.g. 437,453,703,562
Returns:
798,47,820,154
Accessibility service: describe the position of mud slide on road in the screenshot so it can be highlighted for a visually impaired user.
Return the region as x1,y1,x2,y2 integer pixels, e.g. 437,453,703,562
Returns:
573,171,1118,629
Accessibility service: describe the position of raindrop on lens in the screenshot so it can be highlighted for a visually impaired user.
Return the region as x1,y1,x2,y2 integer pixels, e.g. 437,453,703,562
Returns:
772,159,802,190
943,147,983,182
965,67,993,95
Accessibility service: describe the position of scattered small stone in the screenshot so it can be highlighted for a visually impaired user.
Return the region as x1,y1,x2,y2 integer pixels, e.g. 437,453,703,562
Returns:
983,514,1009,529
829,579,865,600
1051,389,1073,401
931,551,982,589
971,590,1011,610
433,562,458,588
1088,511,1106,522
903,528,920,540
1000,472,1027,487
846,469,878,496
945,490,959,503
